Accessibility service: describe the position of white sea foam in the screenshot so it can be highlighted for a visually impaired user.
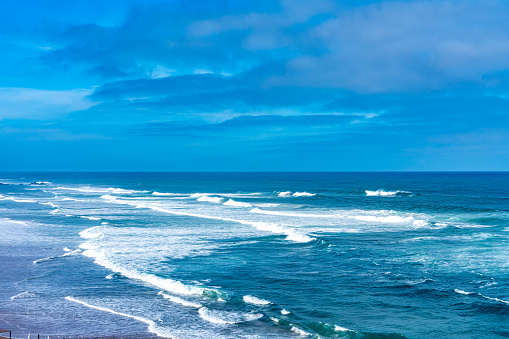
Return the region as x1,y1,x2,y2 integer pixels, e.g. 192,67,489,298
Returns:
291,326,312,336
353,215,414,223
100,196,314,243
254,203,280,208
33,249,82,264
243,295,271,305
152,192,182,196
79,226,105,239
281,309,290,315
278,191,292,197
49,209,60,214
80,216,102,221
158,291,202,308
106,273,115,280
10,291,38,300
40,202,58,208
334,325,352,332
198,307,262,325
0,196,38,203
223,199,252,208
197,196,226,203
365,189,410,197
250,208,335,218
80,246,210,296
56,186,148,195
65,296,174,338
292,192,316,197
455,289,509,304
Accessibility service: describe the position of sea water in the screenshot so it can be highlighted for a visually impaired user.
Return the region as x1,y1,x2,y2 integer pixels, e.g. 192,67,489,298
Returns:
0,172,508,338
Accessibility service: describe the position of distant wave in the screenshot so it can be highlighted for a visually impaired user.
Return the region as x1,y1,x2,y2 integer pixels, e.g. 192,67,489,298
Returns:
455,289,509,304
101,195,314,243
56,186,149,195
80,216,102,221
33,249,82,264
365,189,411,197
10,291,38,300
250,208,335,218
223,199,252,208
0,195,38,203
30,181,52,185
278,191,316,197
152,192,184,196
197,196,226,203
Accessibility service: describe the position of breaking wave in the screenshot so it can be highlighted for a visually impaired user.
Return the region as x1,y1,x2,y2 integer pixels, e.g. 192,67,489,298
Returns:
365,189,411,197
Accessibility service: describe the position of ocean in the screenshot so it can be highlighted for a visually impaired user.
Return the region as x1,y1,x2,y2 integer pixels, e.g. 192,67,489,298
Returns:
0,172,508,338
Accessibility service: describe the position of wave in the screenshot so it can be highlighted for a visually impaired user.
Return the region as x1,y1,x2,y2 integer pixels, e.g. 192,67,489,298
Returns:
158,291,202,308
365,189,411,197
30,181,52,185
56,186,148,195
33,249,82,264
197,196,226,204
243,295,271,305
291,326,312,337
80,216,102,221
0,195,38,203
152,192,184,196
40,202,58,208
65,296,173,338
455,289,509,305
100,195,314,243
278,191,315,198
197,307,262,325
223,199,252,208
10,291,38,300
250,208,335,218
79,241,216,296
281,309,290,315
353,215,414,223
79,226,105,239
292,192,316,197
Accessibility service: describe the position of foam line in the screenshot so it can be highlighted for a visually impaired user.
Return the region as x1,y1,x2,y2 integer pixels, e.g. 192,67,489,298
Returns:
101,195,314,243
158,291,202,308
65,297,173,338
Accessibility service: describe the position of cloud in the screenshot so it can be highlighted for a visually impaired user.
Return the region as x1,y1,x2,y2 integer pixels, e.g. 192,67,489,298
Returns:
0,88,95,120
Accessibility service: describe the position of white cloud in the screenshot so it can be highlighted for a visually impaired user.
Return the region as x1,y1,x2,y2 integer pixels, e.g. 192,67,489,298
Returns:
0,88,95,120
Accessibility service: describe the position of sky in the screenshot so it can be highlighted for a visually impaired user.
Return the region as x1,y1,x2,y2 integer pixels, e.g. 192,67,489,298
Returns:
0,0,508,171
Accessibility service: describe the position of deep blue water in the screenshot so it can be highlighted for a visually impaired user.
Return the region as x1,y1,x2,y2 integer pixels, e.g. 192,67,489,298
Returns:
0,172,508,338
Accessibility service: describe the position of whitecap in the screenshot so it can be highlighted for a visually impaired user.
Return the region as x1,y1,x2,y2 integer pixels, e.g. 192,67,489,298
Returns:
291,326,312,337
223,199,252,208
197,196,226,204
277,191,292,197
158,291,202,308
292,192,315,197
281,309,290,315
366,189,411,197
243,295,271,305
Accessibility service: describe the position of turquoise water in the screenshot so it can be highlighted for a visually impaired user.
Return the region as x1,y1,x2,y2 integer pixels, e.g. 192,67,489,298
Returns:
0,172,508,338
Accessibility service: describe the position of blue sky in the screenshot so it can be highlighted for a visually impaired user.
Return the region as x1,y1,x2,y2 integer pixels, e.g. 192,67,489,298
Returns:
1,0,508,171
